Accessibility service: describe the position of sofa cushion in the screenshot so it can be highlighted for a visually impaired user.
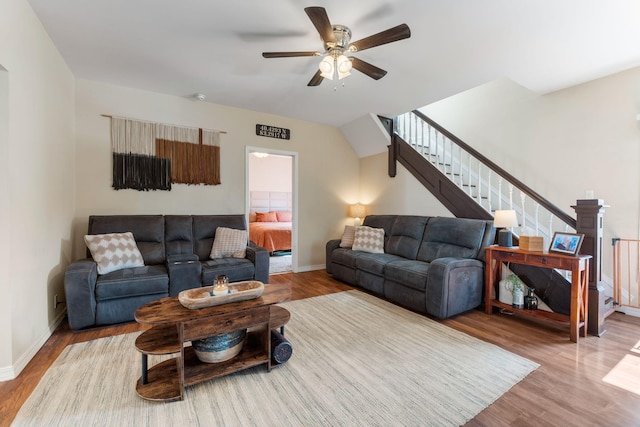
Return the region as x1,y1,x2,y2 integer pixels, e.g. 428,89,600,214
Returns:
164,215,194,257
417,217,487,262
362,215,397,237
331,247,368,268
210,227,248,259
84,232,145,275
95,265,168,300
355,253,407,276
202,258,255,284
88,215,165,265
386,216,429,260
352,226,385,254
340,225,356,248
193,215,248,260
385,260,431,291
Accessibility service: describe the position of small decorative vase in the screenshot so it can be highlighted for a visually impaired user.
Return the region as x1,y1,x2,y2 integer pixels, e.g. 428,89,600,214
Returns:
512,287,524,309
524,287,539,310
498,279,514,305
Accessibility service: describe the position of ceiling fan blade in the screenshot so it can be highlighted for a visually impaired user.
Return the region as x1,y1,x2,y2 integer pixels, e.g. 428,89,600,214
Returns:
262,51,320,58
304,6,336,45
307,70,324,86
349,23,411,52
351,58,387,80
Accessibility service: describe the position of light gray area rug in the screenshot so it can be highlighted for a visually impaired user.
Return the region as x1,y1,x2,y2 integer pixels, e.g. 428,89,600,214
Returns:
13,290,538,426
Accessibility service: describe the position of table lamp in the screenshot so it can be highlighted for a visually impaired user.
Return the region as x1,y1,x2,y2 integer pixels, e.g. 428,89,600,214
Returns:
349,203,367,226
494,210,518,247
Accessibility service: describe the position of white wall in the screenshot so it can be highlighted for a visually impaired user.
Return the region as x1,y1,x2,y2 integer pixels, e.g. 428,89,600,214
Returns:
248,154,292,192
0,66,9,373
359,152,452,217
74,79,360,270
0,0,75,379
420,73,640,286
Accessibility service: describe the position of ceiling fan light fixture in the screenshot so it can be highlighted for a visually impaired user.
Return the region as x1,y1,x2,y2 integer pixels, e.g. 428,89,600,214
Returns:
319,55,334,79
337,54,352,74
319,53,352,81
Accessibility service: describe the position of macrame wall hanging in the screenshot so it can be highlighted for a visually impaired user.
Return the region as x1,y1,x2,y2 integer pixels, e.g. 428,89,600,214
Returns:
106,115,224,191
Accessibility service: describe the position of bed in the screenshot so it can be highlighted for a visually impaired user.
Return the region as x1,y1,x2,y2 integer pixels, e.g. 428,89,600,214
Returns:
249,191,292,254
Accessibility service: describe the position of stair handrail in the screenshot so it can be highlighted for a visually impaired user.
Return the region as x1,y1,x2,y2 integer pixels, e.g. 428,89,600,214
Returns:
405,109,576,229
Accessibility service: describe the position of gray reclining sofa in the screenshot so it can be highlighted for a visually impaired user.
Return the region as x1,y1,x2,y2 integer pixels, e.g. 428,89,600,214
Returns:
64,214,269,330
326,215,495,319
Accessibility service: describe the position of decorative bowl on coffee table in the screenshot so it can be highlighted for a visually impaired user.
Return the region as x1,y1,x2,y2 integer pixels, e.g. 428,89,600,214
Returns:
178,280,264,309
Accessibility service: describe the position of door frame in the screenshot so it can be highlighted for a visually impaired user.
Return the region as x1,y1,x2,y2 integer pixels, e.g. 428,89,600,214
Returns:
245,146,298,272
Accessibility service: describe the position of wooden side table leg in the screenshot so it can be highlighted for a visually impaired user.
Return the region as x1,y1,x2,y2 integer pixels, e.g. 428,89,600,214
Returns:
581,263,589,337
485,251,496,314
570,267,580,343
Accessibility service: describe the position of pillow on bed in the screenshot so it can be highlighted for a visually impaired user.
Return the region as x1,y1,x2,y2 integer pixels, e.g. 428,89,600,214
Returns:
249,212,257,222
275,211,292,222
256,211,278,222
210,227,248,259
352,226,385,254
340,225,356,248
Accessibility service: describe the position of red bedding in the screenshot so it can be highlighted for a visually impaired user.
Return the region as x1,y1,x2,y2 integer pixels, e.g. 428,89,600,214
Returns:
249,222,292,253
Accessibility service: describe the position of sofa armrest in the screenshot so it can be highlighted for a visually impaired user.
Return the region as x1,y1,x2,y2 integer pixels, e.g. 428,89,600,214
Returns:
167,255,202,296
247,244,269,284
425,257,484,319
325,239,341,274
64,259,99,330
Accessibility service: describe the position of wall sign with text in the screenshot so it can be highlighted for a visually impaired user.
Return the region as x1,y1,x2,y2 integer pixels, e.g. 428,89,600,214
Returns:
256,124,290,140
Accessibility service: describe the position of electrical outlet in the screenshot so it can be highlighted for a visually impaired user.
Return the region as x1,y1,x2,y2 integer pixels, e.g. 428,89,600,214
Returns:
54,294,58,310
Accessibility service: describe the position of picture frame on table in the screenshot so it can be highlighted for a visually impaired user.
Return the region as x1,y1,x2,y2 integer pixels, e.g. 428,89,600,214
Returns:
549,232,584,255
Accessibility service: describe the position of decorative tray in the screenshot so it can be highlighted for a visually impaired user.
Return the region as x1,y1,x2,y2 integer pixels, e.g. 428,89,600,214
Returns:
178,280,264,309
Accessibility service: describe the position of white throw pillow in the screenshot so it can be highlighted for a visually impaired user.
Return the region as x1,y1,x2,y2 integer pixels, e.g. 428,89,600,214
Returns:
210,227,248,259
352,226,385,254
84,232,145,275
339,225,356,248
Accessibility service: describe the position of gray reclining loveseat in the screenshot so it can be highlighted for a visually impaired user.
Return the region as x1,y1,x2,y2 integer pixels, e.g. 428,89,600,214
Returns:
64,214,269,330
326,215,495,319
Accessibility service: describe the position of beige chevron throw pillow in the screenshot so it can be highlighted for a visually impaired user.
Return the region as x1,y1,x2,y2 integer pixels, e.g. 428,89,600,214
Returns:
352,226,385,254
210,227,248,259
84,231,145,275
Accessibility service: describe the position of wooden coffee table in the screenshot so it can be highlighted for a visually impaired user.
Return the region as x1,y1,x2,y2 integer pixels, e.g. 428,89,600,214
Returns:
134,282,291,402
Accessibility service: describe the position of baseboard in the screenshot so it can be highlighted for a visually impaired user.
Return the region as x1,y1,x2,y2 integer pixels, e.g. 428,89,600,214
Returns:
295,264,325,273
0,308,66,382
616,306,640,318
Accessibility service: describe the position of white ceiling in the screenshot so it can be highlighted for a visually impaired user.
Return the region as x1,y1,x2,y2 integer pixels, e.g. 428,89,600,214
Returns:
26,0,640,128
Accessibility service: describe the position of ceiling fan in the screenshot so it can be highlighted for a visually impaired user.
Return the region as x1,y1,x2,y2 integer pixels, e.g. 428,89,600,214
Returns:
262,6,411,86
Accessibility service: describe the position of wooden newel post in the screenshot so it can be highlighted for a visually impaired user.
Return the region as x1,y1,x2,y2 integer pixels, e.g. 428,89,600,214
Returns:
571,199,608,336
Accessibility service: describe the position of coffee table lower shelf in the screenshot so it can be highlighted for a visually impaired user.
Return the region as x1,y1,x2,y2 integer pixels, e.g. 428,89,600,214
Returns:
136,332,269,401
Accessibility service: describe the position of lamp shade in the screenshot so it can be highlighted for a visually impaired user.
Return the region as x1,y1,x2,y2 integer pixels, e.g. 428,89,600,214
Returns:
349,203,366,219
493,210,518,228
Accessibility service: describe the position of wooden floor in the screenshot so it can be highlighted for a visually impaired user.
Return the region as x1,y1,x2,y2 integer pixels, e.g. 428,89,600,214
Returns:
2,270,640,426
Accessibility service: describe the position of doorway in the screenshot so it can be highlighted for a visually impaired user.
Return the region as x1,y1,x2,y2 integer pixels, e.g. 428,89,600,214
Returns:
246,147,298,274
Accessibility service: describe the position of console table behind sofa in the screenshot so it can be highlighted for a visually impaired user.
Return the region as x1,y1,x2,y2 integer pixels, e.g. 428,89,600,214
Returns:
64,214,269,330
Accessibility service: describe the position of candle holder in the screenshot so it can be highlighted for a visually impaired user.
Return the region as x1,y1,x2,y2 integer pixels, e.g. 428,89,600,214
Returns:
211,275,229,296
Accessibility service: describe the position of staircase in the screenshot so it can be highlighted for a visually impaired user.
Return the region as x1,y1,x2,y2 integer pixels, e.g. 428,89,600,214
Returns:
390,110,610,333
394,110,576,241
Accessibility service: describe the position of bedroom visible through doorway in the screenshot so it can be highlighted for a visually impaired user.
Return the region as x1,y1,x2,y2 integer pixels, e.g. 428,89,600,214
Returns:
247,149,295,274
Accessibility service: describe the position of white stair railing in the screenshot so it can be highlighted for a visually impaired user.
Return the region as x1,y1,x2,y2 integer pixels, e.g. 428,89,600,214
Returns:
396,111,576,247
